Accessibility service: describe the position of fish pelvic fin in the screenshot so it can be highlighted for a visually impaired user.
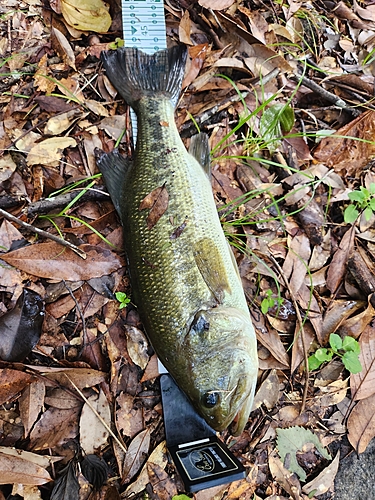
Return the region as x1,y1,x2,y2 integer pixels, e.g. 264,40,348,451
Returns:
100,46,188,110
95,148,132,222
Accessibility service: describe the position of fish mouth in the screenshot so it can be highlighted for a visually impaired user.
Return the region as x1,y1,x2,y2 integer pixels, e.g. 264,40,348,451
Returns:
202,373,252,432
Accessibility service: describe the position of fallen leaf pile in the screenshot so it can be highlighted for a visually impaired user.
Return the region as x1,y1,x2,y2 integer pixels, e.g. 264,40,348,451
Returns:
2,0,375,498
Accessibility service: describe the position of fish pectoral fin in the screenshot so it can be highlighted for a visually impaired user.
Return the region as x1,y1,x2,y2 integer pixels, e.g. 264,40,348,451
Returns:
96,148,132,222
188,133,211,178
193,238,232,303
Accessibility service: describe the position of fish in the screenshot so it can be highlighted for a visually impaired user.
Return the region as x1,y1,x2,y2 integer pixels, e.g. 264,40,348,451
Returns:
96,45,258,435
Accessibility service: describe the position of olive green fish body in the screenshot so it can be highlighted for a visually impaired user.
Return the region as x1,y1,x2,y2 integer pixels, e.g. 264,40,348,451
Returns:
97,46,258,434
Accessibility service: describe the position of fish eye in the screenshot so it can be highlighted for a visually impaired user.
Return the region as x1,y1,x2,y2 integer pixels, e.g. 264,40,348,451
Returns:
202,391,219,408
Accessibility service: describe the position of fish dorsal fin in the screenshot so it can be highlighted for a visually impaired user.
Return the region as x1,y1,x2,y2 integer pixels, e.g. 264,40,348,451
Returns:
188,133,211,178
193,238,232,303
96,149,132,222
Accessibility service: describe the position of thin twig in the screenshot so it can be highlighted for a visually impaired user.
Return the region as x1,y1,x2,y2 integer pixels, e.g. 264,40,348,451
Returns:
293,73,361,116
63,280,87,340
0,208,87,259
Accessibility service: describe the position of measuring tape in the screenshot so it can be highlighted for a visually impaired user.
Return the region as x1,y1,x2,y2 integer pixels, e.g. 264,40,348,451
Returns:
122,0,166,54
122,0,167,138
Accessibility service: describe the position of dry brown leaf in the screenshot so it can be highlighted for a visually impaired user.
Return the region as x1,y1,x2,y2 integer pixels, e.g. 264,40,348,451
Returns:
322,300,365,340
27,366,107,390
125,325,149,370
353,0,375,22
0,452,52,485
28,407,80,451
33,55,56,93
116,392,144,439
326,227,355,294
182,44,208,88
252,369,280,410
44,388,82,409
251,308,290,368
122,428,151,483
313,110,375,175
268,450,301,500
0,154,17,183
2,242,123,281
57,76,84,102
44,110,81,136
302,451,339,496
347,392,375,453
51,27,76,70
0,369,35,406
27,137,77,167
337,299,375,340
124,441,168,497
79,389,111,454
19,381,45,437
179,9,192,45
283,233,311,296
198,0,235,9
350,324,375,400
0,447,61,469
291,323,315,373
139,184,169,230
147,462,178,499
0,219,24,252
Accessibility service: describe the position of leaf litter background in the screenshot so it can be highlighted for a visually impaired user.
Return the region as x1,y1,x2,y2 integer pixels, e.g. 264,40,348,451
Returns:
1,0,375,498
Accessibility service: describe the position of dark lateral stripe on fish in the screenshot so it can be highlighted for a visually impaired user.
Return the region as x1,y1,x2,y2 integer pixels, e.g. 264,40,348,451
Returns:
100,46,188,110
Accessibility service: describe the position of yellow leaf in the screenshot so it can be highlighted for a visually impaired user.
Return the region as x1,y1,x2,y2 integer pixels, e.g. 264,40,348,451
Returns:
27,137,77,166
61,0,112,33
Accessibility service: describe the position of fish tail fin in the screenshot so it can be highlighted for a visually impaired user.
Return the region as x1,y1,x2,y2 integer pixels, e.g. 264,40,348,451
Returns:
101,46,188,110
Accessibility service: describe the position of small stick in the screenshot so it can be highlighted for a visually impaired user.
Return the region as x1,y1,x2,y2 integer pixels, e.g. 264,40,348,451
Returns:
293,73,352,110
0,208,87,259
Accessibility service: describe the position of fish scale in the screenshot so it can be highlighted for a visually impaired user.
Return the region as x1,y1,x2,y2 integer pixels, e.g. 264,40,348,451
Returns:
97,46,258,434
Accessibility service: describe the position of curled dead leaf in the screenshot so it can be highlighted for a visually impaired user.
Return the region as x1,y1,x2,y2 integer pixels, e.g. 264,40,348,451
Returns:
61,0,112,33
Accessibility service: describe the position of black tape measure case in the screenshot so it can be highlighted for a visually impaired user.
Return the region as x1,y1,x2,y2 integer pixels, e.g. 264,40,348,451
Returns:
160,374,246,493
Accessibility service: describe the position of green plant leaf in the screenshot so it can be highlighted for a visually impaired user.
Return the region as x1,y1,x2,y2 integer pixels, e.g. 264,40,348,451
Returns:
370,183,375,195
364,206,373,221
276,426,331,482
369,198,375,210
344,205,359,224
314,348,333,362
115,291,130,309
342,336,360,354
172,495,191,500
348,191,365,203
308,354,322,371
278,104,295,132
342,352,362,374
261,297,274,314
329,333,343,352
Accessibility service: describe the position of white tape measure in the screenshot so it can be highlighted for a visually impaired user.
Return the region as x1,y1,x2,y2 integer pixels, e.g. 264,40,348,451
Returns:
122,0,167,138
122,0,166,54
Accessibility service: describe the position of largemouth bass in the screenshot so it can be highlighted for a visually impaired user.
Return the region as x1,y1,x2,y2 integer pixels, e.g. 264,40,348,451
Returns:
97,45,258,435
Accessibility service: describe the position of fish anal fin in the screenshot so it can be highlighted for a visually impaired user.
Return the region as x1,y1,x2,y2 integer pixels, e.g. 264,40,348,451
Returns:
189,132,211,178
193,238,232,303
95,148,131,221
